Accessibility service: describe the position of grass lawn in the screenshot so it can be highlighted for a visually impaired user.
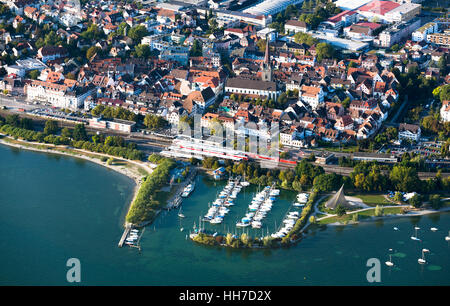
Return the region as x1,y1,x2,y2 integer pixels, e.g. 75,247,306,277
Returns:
347,193,393,206
317,207,405,225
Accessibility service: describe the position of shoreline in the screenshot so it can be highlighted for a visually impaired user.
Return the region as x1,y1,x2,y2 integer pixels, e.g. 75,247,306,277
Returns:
317,207,450,227
0,136,149,227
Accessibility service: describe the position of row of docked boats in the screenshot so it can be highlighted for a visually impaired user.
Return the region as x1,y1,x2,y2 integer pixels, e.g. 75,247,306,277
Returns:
236,185,279,229
203,178,244,224
125,229,140,246
293,193,309,207
271,192,309,239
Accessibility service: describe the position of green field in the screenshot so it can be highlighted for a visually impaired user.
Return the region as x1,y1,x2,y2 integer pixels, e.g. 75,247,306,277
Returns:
348,193,393,206
317,207,406,225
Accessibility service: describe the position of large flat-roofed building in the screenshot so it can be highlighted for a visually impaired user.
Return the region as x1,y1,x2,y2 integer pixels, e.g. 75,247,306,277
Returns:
243,0,303,16
375,17,421,47
196,9,272,27
384,2,421,23
357,0,401,23
225,77,279,100
335,0,372,11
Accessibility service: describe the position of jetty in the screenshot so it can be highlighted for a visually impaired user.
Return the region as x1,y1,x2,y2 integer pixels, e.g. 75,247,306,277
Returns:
118,223,132,247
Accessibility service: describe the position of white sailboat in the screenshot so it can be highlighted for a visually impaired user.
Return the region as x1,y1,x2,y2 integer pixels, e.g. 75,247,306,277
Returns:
430,227,438,232
385,249,394,267
445,231,450,241
411,226,421,241
418,248,429,264
178,207,185,218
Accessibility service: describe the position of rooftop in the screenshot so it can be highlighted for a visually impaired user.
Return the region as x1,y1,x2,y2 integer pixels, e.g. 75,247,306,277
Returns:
357,0,400,16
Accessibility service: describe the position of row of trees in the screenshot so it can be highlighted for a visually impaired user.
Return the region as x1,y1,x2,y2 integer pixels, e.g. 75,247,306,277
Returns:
126,158,176,224
198,155,449,195
0,116,145,161
91,105,139,122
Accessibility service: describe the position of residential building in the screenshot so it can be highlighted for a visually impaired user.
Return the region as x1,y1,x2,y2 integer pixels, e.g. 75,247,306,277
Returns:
285,20,308,34
427,30,450,47
412,22,438,42
440,100,450,122
298,85,325,110
398,123,421,142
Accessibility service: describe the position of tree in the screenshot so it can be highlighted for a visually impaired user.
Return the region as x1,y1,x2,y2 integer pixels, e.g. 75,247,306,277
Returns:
86,46,101,61
81,24,105,41
128,25,148,42
293,32,318,46
134,44,151,58
72,124,87,141
429,194,442,210
389,165,419,192
374,205,384,217
61,127,72,138
44,120,58,135
190,39,203,57
336,205,346,217
409,194,422,208
28,70,40,80
144,114,167,130
316,42,334,62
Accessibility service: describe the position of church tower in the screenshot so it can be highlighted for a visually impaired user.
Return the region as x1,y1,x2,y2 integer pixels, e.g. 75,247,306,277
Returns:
261,37,272,82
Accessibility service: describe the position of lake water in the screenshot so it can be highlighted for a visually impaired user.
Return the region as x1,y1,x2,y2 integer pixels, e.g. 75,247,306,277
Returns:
1,144,449,286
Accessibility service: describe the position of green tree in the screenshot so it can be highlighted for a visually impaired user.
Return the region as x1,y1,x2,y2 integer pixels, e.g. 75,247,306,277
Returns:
409,194,422,208
61,127,72,138
429,194,442,210
72,124,87,141
190,39,203,57
316,42,335,62
44,120,58,135
128,25,148,42
86,46,101,60
336,204,346,217
135,44,151,58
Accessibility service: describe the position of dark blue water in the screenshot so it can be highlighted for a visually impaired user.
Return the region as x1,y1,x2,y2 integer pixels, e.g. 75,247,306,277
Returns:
1,144,449,285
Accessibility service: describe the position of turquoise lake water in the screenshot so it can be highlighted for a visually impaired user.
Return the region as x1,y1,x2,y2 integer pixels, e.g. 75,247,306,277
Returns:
0,144,449,285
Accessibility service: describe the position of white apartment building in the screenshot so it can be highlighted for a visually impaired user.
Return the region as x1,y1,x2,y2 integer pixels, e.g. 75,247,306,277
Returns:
412,22,438,42
298,85,325,110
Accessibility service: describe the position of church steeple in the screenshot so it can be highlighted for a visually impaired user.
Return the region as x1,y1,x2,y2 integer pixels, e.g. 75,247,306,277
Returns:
261,36,272,82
